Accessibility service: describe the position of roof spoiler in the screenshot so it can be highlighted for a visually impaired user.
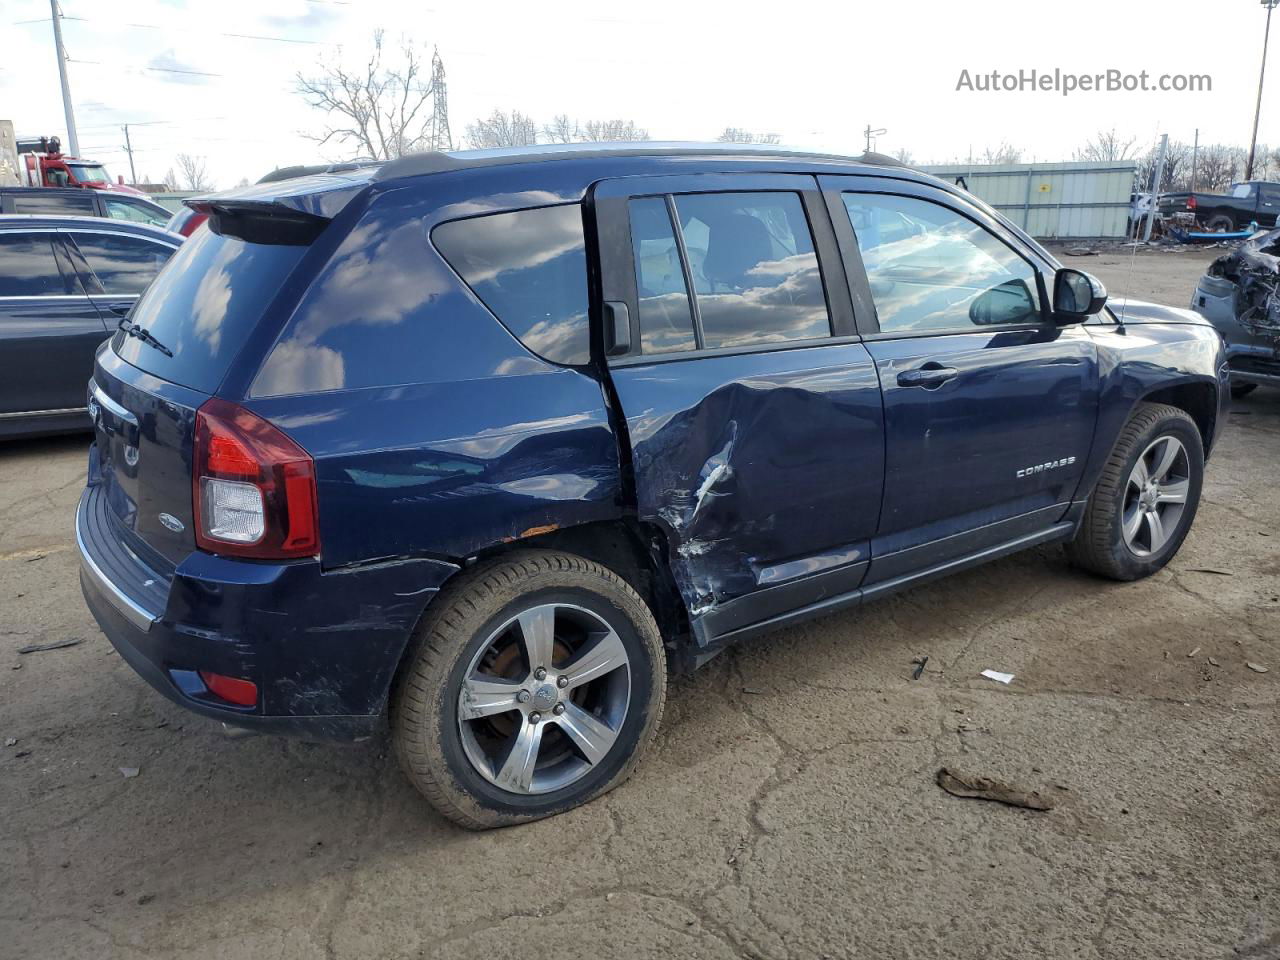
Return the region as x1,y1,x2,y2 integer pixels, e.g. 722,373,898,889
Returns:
184,198,330,245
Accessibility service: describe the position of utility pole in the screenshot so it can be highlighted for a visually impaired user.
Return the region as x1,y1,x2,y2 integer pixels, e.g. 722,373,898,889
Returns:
121,124,137,185
49,0,79,157
863,125,886,153
1247,0,1280,181
1191,128,1199,191
1143,134,1169,243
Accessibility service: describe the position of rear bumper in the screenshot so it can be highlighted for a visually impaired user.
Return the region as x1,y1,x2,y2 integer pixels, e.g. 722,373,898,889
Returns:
77,483,459,741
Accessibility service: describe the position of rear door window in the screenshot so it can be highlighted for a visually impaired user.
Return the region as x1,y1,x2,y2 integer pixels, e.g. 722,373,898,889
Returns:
104,196,169,226
9,192,96,216
433,204,590,365
673,192,830,349
68,232,176,294
623,191,831,354
112,228,307,393
0,233,74,296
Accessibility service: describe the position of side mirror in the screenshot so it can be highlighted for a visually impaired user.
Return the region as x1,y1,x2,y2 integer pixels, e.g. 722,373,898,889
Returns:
1053,268,1107,323
969,278,1040,326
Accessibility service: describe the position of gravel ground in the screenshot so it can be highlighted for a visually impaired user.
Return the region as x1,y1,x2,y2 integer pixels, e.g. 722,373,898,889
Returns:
1,248,1277,960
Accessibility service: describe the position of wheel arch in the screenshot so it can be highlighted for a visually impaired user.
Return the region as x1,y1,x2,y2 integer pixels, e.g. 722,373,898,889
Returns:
387,517,693,717
1137,379,1219,456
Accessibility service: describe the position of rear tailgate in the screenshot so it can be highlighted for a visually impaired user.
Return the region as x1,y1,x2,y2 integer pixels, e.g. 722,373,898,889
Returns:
90,347,206,568
84,185,349,569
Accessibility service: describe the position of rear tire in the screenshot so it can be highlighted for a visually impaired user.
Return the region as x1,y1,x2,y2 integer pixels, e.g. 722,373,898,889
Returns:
1205,214,1235,233
392,550,666,829
1066,403,1204,581
1231,381,1258,400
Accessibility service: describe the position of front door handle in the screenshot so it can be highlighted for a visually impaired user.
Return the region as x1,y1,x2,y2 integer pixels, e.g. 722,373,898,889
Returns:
897,364,959,389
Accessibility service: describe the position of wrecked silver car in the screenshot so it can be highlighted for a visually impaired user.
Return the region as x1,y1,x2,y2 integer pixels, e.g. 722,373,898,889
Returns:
1192,229,1280,396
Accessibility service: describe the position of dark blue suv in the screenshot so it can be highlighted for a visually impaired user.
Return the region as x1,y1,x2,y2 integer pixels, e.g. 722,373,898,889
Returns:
77,144,1228,827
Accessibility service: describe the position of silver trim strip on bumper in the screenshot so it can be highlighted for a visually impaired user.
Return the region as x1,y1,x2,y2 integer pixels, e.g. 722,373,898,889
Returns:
76,497,159,632
90,382,138,426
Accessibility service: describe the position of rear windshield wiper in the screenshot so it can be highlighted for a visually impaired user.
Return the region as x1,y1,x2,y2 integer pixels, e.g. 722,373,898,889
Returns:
117,318,173,358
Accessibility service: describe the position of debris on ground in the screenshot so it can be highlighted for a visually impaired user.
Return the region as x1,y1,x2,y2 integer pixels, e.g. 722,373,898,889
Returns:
1065,247,1098,257
17,638,84,655
741,686,764,695
911,655,929,680
4,737,16,747
1187,647,1202,658
979,669,1014,685
935,768,1054,811
1247,663,1270,674
1186,568,1233,576
119,767,140,779
1208,657,1220,667
24,554,45,563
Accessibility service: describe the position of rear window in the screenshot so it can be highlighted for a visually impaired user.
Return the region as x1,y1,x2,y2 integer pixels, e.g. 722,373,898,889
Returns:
113,228,305,393
432,204,590,365
10,192,95,215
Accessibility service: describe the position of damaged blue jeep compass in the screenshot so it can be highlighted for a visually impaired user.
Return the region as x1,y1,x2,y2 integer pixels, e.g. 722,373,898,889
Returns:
78,144,1228,827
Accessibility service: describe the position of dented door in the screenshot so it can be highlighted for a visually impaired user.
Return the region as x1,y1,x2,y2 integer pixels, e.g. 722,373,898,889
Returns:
592,174,885,647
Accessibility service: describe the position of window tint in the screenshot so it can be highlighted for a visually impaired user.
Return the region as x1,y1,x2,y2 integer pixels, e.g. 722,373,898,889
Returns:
433,204,590,365
842,193,1042,333
0,234,72,296
672,192,830,349
629,197,697,353
104,196,168,226
69,232,174,295
113,229,306,393
9,192,95,215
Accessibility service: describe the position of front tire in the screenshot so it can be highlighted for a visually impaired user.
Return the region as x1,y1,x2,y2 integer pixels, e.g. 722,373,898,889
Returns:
392,550,667,829
1066,403,1204,581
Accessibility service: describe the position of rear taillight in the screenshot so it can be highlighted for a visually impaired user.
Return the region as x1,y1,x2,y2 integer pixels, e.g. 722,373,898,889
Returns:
1187,196,1197,211
193,398,319,559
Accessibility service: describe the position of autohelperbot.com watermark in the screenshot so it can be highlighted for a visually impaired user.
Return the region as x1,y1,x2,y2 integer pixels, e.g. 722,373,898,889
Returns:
955,68,1212,96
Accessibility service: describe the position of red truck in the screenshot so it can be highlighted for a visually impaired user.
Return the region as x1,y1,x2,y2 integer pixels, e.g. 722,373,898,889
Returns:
17,135,147,197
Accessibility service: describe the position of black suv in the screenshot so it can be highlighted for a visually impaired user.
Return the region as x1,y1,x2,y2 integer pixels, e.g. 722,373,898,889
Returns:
77,144,1227,828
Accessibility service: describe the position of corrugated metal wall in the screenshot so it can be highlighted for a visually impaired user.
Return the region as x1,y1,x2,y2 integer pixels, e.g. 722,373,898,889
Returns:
920,160,1137,239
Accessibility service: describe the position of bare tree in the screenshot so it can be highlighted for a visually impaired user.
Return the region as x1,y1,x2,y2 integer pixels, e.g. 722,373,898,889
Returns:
1194,144,1246,193
581,119,648,142
174,154,213,192
891,147,915,165
1074,128,1138,162
1136,141,1191,193
542,114,579,144
980,142,1022,165
162,167,178,190
541,115,650,144
297,31,449,160
465,109,538,148
717,127,781,144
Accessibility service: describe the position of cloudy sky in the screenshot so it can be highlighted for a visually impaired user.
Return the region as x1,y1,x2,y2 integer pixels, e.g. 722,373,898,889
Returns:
3,0,1275,189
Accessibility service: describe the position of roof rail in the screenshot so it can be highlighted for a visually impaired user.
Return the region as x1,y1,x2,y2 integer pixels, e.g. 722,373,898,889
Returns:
372,142,901,182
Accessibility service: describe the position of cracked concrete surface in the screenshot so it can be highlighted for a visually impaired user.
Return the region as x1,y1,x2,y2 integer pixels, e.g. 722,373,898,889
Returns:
1,249,1277,959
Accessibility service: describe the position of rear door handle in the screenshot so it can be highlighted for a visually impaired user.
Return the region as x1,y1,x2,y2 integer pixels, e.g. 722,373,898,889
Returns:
896,365,958,389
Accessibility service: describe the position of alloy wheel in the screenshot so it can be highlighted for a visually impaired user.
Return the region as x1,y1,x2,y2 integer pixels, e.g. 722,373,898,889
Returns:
1121,435,1190,557
457,602,632,795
